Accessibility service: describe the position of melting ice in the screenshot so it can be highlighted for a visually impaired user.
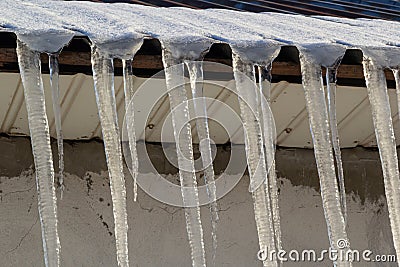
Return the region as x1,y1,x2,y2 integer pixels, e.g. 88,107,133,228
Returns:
5,1,400,266
122,59,139,202
49,54,65,198
17,40,61,267
162,49,206,267
257,65,282,255
325,66,347,223
299,51,351,266
363,55,400,263
232,54,277,267
186,60,219,266
91,47,130,267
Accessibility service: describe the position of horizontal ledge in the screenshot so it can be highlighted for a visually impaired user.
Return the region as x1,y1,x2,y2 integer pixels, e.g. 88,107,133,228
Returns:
0,48,395,81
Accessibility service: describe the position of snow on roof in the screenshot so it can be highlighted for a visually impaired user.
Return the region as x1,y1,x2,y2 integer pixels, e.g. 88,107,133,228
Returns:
0,0,399,66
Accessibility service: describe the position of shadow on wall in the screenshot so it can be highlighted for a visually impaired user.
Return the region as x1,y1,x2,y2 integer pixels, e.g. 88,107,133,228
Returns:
0,136,389,203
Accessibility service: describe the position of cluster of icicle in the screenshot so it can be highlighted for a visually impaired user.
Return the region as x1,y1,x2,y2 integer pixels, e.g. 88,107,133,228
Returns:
11,6,400,267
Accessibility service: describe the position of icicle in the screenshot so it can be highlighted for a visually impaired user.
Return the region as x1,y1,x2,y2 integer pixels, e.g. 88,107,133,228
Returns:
49,54,65,199
91,46,129,267
299,52,351,267
232,55,277,267
162,49,206,267
325,67,347,224
185,60,219,266
17,40,60,267
257,65,282,257
363,57,400,263
122,59,138,202
394,69,400,117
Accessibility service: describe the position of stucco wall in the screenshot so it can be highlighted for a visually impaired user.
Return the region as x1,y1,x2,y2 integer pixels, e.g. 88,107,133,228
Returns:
0,137,396,266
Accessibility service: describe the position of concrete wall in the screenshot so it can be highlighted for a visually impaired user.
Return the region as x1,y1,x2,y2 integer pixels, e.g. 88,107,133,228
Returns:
0,137,396,266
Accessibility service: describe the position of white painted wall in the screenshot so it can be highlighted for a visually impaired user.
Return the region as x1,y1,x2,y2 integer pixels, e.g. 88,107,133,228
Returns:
1,73,399,147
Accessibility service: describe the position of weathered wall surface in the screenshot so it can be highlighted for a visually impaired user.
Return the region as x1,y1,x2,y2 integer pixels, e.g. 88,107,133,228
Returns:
0,137,396,266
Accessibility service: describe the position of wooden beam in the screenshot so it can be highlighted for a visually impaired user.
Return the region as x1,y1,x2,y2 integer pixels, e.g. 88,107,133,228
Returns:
0,47,394,81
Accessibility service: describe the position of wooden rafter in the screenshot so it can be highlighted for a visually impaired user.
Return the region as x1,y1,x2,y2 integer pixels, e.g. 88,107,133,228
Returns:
0,47,394,81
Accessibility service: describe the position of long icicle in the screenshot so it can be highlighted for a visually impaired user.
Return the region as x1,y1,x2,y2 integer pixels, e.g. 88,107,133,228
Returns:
91,46,129,267
162,50,206,267
325,67,347,224
363,57,400,262
185,60,219,266
232,55,277,267
299,52,351,267
49,54,65,199
17,40,61,267
257,65,282,258
122,59,139,202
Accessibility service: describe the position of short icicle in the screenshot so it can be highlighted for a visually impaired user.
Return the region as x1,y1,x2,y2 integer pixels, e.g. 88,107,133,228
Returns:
91,46,129,267
393,69,400,116
363,57,400,262
299,52,351,267
232,55,277,267
185,60,219,266
17,40,61,267
49,54,65,199
257,65,282,257
122,59,139,202
325,67,347,224
162,49,206,267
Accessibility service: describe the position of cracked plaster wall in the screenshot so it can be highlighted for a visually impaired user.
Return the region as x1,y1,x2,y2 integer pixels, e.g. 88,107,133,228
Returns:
0,137,396,266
